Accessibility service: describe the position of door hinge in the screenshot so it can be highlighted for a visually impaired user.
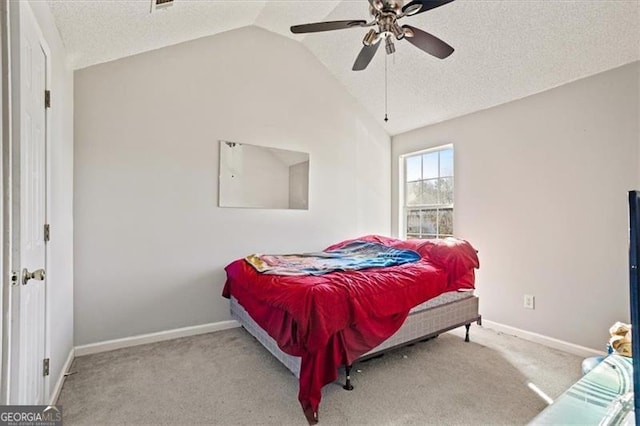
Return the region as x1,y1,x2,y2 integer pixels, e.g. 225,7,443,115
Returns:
43,358,50,376
45,90,51,109
44,224,50,242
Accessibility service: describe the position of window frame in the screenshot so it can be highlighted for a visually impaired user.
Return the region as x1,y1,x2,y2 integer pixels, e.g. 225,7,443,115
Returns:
399,144,454,240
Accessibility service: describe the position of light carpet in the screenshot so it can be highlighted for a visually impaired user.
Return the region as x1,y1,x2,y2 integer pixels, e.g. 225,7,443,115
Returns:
58,325,583,425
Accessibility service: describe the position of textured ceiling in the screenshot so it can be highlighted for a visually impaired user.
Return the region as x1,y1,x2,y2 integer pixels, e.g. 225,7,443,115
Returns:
47,0,640,135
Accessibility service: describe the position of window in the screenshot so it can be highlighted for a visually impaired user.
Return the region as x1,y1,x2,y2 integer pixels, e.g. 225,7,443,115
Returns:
401,145,453,239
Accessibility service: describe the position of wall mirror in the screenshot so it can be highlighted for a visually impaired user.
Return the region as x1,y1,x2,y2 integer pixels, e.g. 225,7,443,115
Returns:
218,141,310,210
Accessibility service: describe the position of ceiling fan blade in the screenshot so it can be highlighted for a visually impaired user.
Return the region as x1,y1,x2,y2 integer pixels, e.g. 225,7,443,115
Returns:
290,20,367,34
402,25,454,59
402,0,455,16
352,42,381,71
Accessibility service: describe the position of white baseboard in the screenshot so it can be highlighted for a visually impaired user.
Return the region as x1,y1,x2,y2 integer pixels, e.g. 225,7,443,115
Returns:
75,320,241,357
481,320,606,358
49,347,74,405
73,318,602,364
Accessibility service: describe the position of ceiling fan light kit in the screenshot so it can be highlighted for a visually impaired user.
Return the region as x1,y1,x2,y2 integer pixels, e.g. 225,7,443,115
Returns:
363,29,378,46
385,37,396,55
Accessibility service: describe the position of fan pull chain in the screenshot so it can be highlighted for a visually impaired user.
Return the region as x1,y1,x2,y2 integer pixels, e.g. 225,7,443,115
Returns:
384,52,388,122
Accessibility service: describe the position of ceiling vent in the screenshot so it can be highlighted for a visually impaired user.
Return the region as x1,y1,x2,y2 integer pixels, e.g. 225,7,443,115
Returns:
150,0,174,13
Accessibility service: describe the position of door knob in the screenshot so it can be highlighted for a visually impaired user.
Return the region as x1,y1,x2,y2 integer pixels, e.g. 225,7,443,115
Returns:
22,268,45,285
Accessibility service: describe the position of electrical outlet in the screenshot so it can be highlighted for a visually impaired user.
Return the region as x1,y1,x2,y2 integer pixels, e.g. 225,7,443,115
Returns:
524,294,535,310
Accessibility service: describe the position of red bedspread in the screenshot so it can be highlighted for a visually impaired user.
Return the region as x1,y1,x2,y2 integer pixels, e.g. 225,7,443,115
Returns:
222,235,479,423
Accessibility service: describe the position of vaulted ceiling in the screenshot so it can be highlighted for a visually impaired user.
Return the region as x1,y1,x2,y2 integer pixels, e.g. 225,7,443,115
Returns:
47,0,640,135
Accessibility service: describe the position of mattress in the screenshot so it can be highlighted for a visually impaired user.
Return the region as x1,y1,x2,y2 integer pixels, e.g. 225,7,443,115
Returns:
230,290,479,378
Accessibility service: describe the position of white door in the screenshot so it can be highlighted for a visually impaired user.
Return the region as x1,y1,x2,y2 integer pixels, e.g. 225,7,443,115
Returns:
10,3,47,405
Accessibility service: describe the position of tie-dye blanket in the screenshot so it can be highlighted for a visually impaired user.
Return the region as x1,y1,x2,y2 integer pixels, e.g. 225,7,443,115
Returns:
245,241,421,276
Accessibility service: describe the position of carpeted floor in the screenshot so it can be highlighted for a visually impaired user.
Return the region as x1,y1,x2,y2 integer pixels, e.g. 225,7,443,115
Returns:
58,325,582,425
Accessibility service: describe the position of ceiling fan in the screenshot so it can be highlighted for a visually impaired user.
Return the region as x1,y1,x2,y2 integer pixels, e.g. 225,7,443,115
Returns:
291,0,455,71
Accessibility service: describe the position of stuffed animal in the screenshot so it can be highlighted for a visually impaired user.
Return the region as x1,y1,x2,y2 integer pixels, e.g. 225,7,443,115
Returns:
609,322,632,357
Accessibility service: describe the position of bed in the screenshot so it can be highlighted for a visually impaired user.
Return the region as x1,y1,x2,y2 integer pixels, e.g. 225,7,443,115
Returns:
222,235,480,424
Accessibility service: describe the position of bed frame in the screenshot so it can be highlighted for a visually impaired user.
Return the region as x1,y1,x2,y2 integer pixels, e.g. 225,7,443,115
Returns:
230,291,481,390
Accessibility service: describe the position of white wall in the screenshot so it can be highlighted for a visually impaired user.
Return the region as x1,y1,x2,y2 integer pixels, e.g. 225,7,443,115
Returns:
392,62,640,350
74,26,391,345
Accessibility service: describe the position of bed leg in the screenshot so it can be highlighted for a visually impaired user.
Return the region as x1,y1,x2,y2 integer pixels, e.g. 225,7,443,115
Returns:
343,364,354,391
464,323,471,342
